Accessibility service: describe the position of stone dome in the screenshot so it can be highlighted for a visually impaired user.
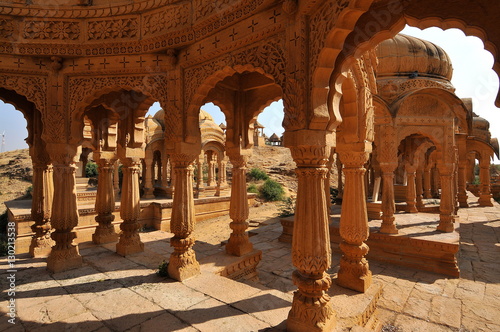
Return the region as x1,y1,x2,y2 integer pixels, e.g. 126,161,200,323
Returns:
473,116,490,131
153,109,165,129
376,34,453,80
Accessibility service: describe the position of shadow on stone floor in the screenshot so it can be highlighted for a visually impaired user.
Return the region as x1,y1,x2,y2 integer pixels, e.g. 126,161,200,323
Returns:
13,292,291,332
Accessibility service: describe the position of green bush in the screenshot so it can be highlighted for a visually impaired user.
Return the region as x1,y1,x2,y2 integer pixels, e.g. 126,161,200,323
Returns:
249,168,269,181
259,179,284,201
278,197,295,217
247,183,259,193
157,260,169,277
85,161,98,178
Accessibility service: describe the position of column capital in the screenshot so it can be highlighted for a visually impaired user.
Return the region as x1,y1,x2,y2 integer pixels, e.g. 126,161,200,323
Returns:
337,150,370,168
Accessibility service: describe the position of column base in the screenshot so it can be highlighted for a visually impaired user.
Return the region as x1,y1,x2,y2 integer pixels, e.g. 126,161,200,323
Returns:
92,230,119,244
478,195,494,207
142,188,155,199
29,236,54,258
379,217,398,234
406,204,418,213
226,239,254,257
47,246,83,273
168,249,200,281
287,292,336,332
437,215,455,232
116,240,144,256
337,268,373,293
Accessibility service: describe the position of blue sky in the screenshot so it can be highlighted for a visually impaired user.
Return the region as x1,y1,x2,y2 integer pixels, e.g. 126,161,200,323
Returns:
1,25,499,162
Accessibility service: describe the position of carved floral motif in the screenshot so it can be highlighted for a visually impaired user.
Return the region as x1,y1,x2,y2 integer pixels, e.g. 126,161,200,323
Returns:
88,19,138,40
0,19,15,39
24,21,80,40
143,6,190,36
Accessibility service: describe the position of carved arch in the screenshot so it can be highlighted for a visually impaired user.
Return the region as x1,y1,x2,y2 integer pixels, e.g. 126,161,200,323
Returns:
315,1,500,137
391,88,470,132
69,75,168,146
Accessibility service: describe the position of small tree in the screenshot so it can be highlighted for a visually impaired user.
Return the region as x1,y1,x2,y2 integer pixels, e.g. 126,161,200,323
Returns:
85,161,98,178
248,168,269,181
259,179,284,201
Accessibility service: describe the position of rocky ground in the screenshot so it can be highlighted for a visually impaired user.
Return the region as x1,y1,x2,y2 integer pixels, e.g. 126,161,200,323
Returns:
0,149,32,212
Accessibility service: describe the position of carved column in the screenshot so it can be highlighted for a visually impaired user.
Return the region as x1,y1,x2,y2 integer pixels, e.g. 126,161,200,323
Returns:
423,167,432,199
379,163,398,234
337,150,372,292
478,157,494,206
220,156,228,188
113,162,120,196
116,158,144,256
46,144,82,273
225,149,253,256
206,151,215,187
166,161,175,198
161,156,169,189
196,154,205,196
92,156,119,244
405,163,418,213
416,169,424,209
143,157,155,199
437,163,455,232
287,141,335,332
29,163,54,257
168,152,200,281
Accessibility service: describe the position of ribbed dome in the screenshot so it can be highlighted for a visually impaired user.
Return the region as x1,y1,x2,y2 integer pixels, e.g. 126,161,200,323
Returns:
376,34,453,80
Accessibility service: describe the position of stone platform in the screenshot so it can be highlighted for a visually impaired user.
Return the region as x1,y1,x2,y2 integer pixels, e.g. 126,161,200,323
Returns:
281,202,460,277
7,193,255,255
1,196,499,331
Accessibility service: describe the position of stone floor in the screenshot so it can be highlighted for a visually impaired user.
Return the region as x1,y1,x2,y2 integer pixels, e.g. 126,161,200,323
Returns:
1,195,499,331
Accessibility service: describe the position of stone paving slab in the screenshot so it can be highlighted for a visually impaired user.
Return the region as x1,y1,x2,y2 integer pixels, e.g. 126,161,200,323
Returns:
1,194,499,331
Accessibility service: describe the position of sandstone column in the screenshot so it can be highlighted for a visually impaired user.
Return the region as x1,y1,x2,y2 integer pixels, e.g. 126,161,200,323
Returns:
206,151,215,187
196,154,205,195
437,163,455,232
168,152,200,281
287,136,335,332
416,169,424,209
166,161,175,198
405,163,418,213
116,158,144,255
46,144,83,273
29,162,54,257
220,156,228,188
142,158,155,199
225,148,253,256
379,163,398,234
92,155,119,244
478,157,494,206
337,149,372,293
113,161,120,196
423,167,432,199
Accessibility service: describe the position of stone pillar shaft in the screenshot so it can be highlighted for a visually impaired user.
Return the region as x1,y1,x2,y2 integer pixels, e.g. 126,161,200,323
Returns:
143,158,155,199
423,168,432,199
437,164,455,232
416,170,424,209
288,165,335,331
93,158,119,244
116,159,144,255
379,164,398,234
226,153,253,256
29,164,54,258
337,151,372,293
168,154,200,281
47,162,82,273
405,166,418,213
478,160,493,206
